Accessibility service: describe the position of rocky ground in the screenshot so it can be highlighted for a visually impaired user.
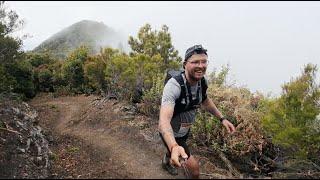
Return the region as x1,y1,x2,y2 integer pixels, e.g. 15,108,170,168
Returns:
0,95,51,178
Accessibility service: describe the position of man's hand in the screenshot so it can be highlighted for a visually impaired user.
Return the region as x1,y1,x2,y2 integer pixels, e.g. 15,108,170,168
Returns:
170,145,188,167
221,119,236,134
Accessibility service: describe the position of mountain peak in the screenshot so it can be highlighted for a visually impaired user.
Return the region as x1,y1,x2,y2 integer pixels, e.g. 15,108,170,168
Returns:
33,20,128,59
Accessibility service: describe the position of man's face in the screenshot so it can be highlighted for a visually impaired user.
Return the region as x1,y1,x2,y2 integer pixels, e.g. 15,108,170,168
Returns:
184,53,208,82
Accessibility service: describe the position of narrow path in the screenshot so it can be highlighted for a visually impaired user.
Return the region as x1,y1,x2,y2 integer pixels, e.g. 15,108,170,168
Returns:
30,95,186,179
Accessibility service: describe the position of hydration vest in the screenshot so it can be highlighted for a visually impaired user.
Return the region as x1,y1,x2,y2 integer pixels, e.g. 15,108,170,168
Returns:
164,70,208,133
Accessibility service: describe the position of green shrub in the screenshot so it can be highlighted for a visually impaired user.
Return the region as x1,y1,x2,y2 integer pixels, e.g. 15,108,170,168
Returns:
262,63,320,160
140,73,165,117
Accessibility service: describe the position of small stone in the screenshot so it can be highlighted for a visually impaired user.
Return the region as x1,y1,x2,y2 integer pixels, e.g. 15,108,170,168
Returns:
17,148,26,153
113,108,120,113
37,156,42,161
34,156,43,166
123,115,134,120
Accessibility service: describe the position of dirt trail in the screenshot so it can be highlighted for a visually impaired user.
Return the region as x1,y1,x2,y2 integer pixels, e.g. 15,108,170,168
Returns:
30,94,187,179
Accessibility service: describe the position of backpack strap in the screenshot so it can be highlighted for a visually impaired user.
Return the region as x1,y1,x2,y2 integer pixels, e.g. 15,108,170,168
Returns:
181,73,190,108
172,72,189,108
200,77,208,102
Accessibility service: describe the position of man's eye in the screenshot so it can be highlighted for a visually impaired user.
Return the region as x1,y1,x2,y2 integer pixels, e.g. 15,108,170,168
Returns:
190,61,208,64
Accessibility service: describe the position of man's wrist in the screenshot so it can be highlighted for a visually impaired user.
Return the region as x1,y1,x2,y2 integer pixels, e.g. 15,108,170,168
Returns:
170,143,179,153
219,116,226,122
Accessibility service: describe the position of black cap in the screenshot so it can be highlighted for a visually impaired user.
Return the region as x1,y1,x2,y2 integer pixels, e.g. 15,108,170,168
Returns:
184,44,207,61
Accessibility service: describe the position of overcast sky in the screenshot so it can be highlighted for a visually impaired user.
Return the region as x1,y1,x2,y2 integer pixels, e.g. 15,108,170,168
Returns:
6,1,320,96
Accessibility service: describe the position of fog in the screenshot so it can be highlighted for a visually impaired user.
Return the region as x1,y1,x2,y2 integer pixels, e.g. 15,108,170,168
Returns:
7,1,320,96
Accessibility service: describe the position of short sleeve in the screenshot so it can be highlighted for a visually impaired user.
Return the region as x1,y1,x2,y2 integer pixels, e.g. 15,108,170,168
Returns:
161,78,181,107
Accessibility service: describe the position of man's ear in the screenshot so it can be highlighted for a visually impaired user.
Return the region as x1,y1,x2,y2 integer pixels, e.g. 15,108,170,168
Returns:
183,61,186,69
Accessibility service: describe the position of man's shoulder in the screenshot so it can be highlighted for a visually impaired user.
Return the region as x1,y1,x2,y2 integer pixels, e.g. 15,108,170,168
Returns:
161,77,182,105
166,77,181,87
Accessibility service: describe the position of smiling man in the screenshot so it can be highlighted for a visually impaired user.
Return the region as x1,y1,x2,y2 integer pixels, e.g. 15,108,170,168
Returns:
158,44,236,178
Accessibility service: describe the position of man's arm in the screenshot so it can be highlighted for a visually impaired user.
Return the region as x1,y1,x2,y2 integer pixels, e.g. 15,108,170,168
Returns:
201,97,223,119
201,97,236,133
158,105,177,152
158,104,188,166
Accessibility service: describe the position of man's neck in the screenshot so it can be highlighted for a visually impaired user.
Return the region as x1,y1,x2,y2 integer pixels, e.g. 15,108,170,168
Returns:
184,72,198,86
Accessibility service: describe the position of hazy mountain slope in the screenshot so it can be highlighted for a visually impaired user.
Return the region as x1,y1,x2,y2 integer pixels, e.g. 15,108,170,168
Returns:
33,20,128,59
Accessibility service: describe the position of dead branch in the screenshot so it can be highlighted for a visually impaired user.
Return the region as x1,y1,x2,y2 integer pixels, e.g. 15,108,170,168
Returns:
0,127,21,134
217,150,242,177
200,172,230,179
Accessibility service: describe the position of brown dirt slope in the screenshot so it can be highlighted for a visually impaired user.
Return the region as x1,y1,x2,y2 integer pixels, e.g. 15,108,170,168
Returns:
30,93,192,179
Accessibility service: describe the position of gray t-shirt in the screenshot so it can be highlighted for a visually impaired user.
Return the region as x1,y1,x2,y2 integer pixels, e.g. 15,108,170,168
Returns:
161,78,200,137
